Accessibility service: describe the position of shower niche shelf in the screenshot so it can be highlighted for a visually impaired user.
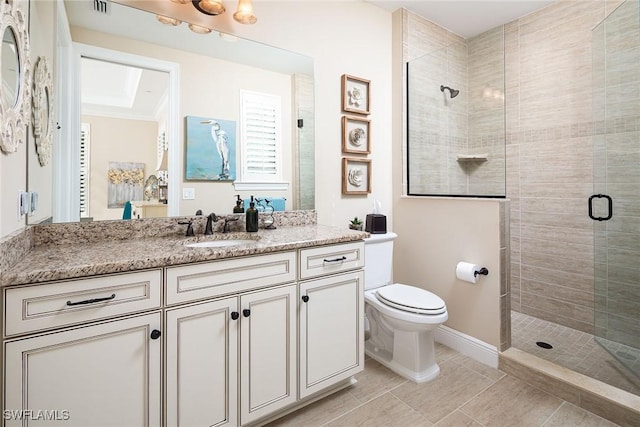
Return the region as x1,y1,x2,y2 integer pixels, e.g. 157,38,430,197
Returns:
456,153,488,162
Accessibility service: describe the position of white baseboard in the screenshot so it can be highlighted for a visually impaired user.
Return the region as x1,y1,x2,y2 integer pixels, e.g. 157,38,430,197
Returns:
435,325,499,368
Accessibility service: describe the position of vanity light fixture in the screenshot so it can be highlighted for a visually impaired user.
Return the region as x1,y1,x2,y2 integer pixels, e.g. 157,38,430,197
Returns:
156,0,257,32
188,23,212,34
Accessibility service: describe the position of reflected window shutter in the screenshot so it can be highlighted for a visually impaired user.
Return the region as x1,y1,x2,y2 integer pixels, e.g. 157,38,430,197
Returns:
79,123,91,218
240,91,282,181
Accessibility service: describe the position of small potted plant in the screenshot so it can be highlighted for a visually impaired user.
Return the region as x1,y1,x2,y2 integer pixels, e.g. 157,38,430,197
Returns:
349,217,363,231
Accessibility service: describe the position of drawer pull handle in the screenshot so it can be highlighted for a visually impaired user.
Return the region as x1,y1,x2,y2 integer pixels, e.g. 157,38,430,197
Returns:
243,309,251,318
66,293,116,306
150,329,162,340
302,295,310,303
323,256,347,263
231,311,240,320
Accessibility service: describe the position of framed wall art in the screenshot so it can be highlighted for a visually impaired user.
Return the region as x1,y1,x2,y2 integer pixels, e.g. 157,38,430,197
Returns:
342,115,370,154
185,115,236,181
341,74,370,115
342,157,371,195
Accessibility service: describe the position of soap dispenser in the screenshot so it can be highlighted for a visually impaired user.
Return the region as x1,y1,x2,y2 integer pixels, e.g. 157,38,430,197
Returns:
233,195,244,213
245,196,259,232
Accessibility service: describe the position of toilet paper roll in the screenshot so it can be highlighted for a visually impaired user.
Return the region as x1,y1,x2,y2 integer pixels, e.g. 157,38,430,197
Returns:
456,262,480,284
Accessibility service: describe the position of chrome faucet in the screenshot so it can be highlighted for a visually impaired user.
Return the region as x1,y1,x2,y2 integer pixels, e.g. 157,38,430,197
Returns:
205,213,218,235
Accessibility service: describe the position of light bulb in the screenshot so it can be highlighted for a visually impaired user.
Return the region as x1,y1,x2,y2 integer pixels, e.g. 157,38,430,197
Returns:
188,23,212,34
156,15,182,26
198,0,225,15
233,0,257,24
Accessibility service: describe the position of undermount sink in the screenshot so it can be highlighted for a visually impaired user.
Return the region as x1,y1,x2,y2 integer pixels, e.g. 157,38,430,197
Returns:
184,239,255,248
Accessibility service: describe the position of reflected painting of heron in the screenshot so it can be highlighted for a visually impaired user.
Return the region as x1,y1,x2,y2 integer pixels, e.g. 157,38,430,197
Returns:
185,115,236,181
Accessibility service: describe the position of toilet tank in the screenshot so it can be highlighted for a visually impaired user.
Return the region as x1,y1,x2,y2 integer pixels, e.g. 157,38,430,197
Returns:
363,232,397,290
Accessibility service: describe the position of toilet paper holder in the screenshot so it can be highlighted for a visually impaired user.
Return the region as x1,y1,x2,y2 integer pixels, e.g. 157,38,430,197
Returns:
474,267,489,277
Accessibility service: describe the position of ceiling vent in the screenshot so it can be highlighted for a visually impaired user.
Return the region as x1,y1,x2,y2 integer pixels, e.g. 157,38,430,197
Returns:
92,0,110,15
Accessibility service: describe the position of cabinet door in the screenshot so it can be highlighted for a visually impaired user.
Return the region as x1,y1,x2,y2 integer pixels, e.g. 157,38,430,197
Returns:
239,285,297,425
166,298,238,427
299,271,364,398
4,312,161,427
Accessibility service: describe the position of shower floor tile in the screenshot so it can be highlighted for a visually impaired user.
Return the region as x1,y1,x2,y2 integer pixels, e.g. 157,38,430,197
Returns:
511,311,640,396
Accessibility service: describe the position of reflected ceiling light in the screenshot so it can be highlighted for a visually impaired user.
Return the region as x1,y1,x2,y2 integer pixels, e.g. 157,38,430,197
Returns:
195,0,225,15
156,15,182,26
233,0,257,24
188,23,212,34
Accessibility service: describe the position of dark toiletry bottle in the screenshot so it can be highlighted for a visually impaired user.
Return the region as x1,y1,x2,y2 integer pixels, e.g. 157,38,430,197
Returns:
233,195,245,213
246,196,259,232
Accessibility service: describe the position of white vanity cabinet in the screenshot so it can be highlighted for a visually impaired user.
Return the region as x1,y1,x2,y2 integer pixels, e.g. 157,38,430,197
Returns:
2,270,163,427
298,243,365,399
165,284,297,427
164,253,298,427
298,270,364,398
4,312,162,427
2,238,365,427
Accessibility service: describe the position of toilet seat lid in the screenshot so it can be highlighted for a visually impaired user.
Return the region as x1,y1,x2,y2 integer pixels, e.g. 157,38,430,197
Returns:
376,284,446,315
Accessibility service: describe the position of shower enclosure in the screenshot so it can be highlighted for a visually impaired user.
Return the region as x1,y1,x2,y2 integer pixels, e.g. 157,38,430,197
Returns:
591,0,640,379
405,26,506,197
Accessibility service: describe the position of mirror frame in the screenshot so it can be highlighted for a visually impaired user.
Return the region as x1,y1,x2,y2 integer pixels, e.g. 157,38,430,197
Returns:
0,0,31,154
32,56,54,165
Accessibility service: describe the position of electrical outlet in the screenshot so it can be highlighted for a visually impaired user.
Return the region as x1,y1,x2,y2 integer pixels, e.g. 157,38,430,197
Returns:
17,191,29,220
182,188,195,200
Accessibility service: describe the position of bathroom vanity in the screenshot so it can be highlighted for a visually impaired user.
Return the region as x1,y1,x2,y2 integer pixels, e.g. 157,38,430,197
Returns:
0,217,366,426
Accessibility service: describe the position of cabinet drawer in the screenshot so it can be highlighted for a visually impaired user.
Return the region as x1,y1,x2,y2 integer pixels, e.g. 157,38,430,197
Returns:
165,251,297,305
299,241,365,280
4,270,162,336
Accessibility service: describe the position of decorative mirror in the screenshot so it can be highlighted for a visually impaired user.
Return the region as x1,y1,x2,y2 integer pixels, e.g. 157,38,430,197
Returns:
32,56,53,165
0,0,31,153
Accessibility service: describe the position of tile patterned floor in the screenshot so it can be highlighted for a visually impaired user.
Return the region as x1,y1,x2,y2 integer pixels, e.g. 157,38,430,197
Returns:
265,343,618,426
511,311,640,396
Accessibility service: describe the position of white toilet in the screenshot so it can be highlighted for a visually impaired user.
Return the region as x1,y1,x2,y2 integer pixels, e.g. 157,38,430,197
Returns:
364,232,448,383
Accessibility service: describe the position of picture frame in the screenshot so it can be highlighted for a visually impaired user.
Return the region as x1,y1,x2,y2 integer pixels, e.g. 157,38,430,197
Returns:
342,157,371,195
342,116,371,155
341,74,370,115
185,115,237,181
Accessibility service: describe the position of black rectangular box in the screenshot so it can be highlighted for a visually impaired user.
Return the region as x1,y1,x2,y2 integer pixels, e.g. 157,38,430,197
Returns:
365,214,387,234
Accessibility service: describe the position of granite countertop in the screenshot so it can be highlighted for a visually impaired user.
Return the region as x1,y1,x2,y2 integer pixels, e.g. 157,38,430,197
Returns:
1,225,368,287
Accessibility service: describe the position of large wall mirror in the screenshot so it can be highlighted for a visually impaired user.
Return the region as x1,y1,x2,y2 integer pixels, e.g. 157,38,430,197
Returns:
27,0,314,224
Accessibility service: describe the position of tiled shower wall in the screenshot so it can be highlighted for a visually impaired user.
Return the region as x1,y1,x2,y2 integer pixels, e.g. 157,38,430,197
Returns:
507,0,627,335
404,11,505,196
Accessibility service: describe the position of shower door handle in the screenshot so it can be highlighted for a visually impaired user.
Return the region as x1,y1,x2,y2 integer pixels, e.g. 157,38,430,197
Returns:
588,194,612,221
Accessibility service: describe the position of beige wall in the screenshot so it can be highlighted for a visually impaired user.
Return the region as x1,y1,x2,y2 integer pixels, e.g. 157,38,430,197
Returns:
393,197,507,348
82,115,158,221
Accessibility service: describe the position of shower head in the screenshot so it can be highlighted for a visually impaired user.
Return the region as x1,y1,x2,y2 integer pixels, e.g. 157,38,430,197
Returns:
440,85,460,99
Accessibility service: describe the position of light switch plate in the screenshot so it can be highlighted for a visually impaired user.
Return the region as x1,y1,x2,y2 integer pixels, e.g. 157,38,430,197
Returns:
182,188,195,200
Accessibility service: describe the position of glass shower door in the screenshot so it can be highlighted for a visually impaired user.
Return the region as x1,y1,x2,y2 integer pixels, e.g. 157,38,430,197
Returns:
592,0,640,378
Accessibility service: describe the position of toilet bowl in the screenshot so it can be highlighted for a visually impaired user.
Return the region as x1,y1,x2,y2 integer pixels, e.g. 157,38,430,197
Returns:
363,233,448,383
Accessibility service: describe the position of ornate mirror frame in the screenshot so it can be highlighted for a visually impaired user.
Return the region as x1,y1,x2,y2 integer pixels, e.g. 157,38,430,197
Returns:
32,56,53,165
0,0,31,154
